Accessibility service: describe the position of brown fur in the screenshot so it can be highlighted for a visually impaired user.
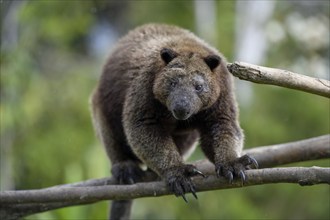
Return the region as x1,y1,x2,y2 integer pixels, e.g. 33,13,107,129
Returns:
91,24,256,214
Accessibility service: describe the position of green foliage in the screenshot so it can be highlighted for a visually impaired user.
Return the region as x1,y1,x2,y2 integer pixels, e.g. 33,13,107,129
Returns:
216,1,236,59
19,1,94,52
1,1,329,219
241,85,329,147
128,0,195,30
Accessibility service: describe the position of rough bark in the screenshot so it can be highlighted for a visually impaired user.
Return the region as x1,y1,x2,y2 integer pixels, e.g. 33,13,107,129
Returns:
1,167,329,204
228,62,330,98
0,135,329,219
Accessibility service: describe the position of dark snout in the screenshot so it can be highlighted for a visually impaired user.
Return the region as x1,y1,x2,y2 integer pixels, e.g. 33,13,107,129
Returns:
170,97,193,120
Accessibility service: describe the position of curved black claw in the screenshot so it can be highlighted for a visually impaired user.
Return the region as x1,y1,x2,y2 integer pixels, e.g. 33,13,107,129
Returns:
191,191,198,199
251,157,259,169
127,177,135,185
189,181,198,199
192,168,206,178
181,194,188,203
215,155,258,185
238,170,246,185
216,163,234,183
165,164,202,202
238,154,259,169
225,171,234,184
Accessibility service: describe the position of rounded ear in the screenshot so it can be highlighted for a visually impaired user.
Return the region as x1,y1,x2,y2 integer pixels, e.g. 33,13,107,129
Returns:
204,55,221,70
160,48,178,64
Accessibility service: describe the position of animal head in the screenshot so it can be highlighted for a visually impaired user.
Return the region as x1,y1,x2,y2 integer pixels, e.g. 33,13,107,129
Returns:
153,48,222,120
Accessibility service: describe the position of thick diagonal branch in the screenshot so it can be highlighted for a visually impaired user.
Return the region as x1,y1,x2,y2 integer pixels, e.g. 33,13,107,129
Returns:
227,62,330,98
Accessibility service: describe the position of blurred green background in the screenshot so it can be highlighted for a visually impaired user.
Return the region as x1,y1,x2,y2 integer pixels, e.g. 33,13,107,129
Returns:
1,0,329,219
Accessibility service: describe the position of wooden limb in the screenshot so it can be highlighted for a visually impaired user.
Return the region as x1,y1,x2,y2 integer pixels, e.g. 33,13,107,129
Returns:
194,134,330,174
1,167,329,205
245,134,330,168
2,167,329,219
227,62,330,98
0,135,329,219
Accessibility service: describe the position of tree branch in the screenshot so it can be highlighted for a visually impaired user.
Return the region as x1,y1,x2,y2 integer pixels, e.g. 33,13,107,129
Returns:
227,62,330,98
0,135,329,219
1,167,329,205
191,134,330,174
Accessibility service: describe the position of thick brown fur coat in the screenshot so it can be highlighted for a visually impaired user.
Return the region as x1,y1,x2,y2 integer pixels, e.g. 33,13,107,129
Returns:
91,24,257,219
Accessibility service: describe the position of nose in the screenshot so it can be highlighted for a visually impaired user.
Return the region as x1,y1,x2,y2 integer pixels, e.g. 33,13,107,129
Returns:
172,98,191,120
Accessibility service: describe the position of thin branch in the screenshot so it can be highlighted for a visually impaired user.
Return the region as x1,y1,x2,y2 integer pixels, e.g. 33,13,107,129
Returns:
21,135,330,188
245,134,330,168
227,62,330,98
192,134,330,174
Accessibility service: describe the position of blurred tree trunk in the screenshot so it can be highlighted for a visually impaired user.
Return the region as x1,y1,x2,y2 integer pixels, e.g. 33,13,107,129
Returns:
234,1,275,105
194,0,216,44
0,0,27,191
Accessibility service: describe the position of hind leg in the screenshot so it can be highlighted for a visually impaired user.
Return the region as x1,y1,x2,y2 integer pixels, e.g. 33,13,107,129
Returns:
91,90,143,184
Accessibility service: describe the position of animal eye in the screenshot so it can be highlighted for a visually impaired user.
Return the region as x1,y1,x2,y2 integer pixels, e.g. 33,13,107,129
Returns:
195,84,203,92
170,81,177,88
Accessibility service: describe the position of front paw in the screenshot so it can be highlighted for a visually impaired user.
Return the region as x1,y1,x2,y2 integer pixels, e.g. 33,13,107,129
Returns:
215,155,258,184
111,161,144,184
164,164,205,202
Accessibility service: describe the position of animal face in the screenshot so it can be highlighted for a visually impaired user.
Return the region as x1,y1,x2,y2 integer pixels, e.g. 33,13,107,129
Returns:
153,48,221,120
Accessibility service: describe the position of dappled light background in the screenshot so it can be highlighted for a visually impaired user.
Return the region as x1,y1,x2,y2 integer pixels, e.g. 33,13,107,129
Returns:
1,1,329,219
